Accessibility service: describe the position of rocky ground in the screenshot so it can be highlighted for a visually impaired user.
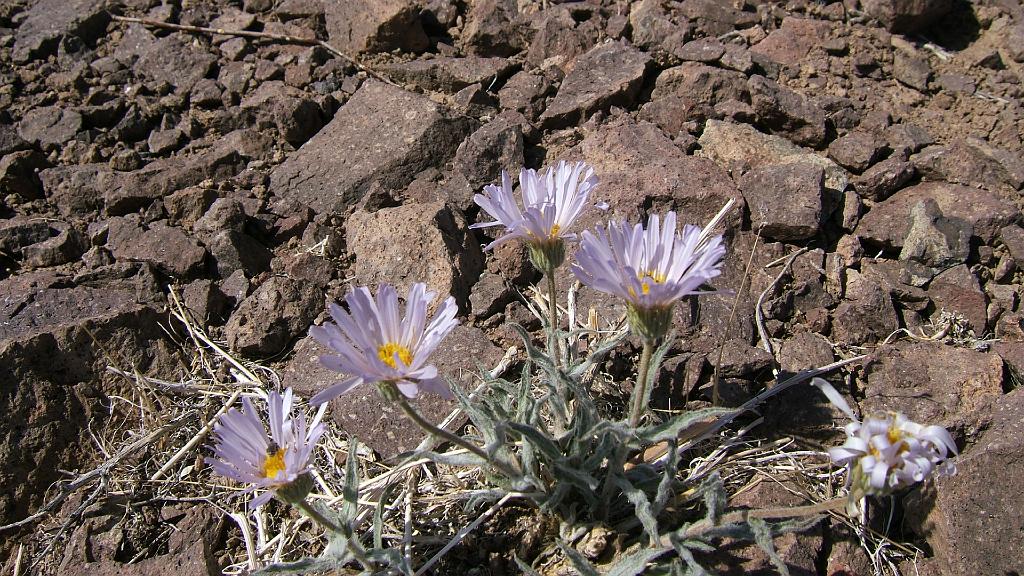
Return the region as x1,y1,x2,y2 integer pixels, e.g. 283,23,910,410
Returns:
1,0,1023,574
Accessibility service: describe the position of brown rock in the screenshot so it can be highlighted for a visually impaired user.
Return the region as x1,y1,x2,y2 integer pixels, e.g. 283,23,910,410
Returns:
857,182,1021,249
750,16,832,67
0,270,172,532
912,140,1024,191
11,0,110,63
453,110,527,193
525,5,603,69
893,49,931,91
827,131,887,173
225,276,321,356
269,81,473,215
539,41,651,129
1001,225,1024,263
326,0,429,54
739,162,825,241
853,156,915,201
698,120,848,194
347,202,484,310
571,116,744,230
749,75,829,149
904,388,1024,575
106,216,207,278
498,70,551,118
831,270,900,345
860,341,1003,424
862,0,954,33
650,63,749,110
926,265,988,334
460,0,526,57
382,56,514,94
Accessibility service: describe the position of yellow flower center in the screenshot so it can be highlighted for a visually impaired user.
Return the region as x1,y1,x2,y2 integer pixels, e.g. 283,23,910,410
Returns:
262,447,286,479
377,342,413,369
549,224,561,238
629,270,667,297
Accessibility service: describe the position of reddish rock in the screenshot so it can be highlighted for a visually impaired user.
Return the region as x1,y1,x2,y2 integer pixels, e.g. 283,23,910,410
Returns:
749,75,829,149
225,276,321,356
497,70,551,118
827,131,887,173
11,0,110,63
862,0,954,33
860,341,1003,425
382,56,514,94
525,5,604,68
739,162,825,242
133,34,218,93
571,116,744,231
650,62,750,110
857,182,1021,249
239,81,324,147
926,264,988,333
912,140,1024,192
831,270,900,345
325,0,429,54
346,202,483,309
853,156,915,201
269,81,473,215
905,388,1024,575
539,41,651,129
750,16,833,67
106,216,206,278
1001,225,1024,263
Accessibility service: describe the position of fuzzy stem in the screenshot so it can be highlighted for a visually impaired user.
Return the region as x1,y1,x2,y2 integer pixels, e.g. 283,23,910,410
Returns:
394,392,522,480
628,339,655,428
546,268,561,368
295,498,374,571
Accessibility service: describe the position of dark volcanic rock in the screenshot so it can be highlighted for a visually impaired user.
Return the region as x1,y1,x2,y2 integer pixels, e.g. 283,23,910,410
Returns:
571,116,744,229
0,150,49,200
17,106,83,149
905,388,1024,576
0,269,171,530
926,264,988,334
739,162,826,242
325,0,429,54
857,182,1021,249
539,41,650,129
698,120,848,194
749,75,829,149
225,276,321,356
853,157,915,201
912,140,1024,191
830,270,900,345
460,0,525,57
750,16,832,68
860,340,1003,424
240,81,324,147
453,110,526,193
898,198,971,270
12,0,111,63
346,202,484,310
381,56,514,94
894,49,931,91
134,34,218,93
269,81,473,215
106,216,207,278
827,131,887,173
862,0,954,33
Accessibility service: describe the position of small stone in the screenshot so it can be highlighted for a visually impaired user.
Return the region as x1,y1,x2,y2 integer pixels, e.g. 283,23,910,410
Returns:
827,131,887,173
899,198,971,270
539,40,651,129
739,162,825,241
225,276,321,356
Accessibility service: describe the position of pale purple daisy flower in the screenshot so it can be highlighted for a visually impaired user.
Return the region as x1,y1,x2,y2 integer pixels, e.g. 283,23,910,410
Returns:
812,378,957,496
310,283,458,405
571,211,726,340
471,160,602,257
206,388,324,508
